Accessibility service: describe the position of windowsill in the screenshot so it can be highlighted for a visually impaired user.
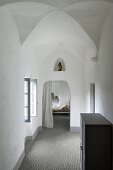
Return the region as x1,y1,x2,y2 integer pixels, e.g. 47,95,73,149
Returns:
24,116,38,122
31,115,38,118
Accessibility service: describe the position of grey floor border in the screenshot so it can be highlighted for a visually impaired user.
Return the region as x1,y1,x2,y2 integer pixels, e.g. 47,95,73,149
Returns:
13,126,42,170
32,126,42,141
25,126,42,143
70,126,80,133
13,151,25,170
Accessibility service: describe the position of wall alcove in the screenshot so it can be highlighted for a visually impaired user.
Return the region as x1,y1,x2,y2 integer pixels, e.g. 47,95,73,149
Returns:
54,58,65,71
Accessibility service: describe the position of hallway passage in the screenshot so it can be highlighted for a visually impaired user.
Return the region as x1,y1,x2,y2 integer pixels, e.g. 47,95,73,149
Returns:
20,116,80,170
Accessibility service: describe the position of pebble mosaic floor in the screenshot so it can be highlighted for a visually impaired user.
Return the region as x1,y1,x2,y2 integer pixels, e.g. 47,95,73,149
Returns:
19,116,80,170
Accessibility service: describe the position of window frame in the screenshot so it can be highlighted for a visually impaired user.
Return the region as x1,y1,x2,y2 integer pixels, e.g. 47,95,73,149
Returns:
24,78,30,122
30,79,37,117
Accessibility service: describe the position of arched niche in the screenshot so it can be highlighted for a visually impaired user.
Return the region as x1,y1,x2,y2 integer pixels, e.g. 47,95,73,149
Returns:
54,58,65,71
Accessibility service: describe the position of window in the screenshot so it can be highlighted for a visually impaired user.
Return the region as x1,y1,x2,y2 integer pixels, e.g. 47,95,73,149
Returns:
24,78,37,122
24,78,30,122
30,79,37,117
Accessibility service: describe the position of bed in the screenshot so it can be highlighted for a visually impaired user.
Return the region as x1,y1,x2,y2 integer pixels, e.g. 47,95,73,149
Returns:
51,92,70,115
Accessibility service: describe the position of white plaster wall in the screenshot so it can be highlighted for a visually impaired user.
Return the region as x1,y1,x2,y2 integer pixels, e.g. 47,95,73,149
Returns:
0,6,24,170
84,56,97,113
84,6,113,123
0,6,40,170
38,51,85,128
95,8,113,122
21,47,40,137
25,117,39,137
34,42,86,69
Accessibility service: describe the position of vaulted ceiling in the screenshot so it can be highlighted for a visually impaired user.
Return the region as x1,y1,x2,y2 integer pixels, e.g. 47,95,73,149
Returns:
0,0,113,8
0,0,113,60
5,1,112,49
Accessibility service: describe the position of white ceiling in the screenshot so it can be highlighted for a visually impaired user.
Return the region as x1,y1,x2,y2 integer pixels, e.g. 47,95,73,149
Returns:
6,1,113,48
65,1,112,48
23,10,97,57
0,0,112,65
0,0,113,8
8,3,56,43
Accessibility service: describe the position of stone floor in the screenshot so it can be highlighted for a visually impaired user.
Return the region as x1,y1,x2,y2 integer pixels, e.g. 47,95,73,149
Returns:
19,115,80,170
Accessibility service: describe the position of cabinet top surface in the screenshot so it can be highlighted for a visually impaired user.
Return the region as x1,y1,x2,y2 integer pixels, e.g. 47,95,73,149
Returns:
80,113,112,125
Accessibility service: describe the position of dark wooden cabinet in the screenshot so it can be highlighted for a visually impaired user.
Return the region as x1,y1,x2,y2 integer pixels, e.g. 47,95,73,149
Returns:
80,113,112,170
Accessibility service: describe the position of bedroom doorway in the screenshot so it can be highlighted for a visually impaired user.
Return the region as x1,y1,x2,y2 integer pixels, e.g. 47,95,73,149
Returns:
42,80,71,131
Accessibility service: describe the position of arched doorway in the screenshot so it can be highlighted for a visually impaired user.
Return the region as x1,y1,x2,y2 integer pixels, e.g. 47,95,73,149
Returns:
42,80,71,131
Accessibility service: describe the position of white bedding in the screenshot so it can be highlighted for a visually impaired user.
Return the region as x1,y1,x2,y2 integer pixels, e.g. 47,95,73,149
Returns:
52,100,70,112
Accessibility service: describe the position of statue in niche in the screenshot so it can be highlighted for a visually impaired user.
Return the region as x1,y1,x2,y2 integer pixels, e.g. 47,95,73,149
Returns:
57,62,62,71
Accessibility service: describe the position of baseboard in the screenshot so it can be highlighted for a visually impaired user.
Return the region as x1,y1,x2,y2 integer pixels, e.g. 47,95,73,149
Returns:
25,126,42,154
25,126,42,142
13,150,25,170
70,126,80,133
14,126,42,170
32,126,42,141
